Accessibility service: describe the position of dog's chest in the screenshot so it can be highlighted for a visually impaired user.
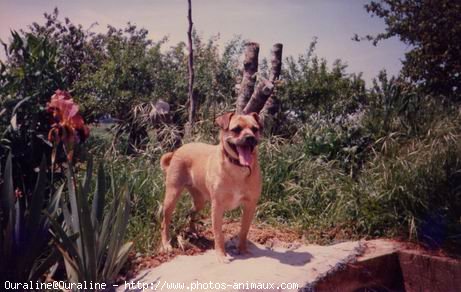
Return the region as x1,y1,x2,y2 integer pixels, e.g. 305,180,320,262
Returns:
226,189,244,210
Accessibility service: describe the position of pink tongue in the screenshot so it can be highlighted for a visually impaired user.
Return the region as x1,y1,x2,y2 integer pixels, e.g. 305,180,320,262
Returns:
236,146,252,166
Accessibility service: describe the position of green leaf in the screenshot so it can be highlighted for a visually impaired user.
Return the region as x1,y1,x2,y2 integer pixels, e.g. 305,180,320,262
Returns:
82,156,93,197
46,212,81,262
65,166,82,255
91,162,106,229
26,156,48,239
102,187,130,281
28,248,60,281
47,183,64,216
75,178,97,282
1,152,14,214
111,241,133,280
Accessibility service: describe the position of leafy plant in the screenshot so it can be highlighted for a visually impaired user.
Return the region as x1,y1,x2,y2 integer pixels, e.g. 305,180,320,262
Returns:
357,0,461,100
49,158,132,285
0,152,62,283
0,31,62,195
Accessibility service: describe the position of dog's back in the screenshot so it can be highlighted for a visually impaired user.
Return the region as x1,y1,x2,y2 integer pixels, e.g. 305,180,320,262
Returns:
160,143,217,181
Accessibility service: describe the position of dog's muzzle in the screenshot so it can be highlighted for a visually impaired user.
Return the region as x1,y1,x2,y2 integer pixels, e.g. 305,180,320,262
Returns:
242,135,258,148
227,134,258,167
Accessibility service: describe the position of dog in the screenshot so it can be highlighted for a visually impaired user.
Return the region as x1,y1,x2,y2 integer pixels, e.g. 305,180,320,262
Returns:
160,112,262,263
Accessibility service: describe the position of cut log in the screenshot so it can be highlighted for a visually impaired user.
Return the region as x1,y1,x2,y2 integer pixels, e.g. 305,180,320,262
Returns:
236,42,259,114
261,43,283,117
260,96,280,116
243,77,274,114
269,43,283,82
243,44,283,115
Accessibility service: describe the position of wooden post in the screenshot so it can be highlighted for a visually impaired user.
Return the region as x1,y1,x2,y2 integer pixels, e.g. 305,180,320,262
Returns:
243,44,283,114
269,43,283,82
236,42,259,114
243,77,274,114
261,43,283,116
186,0,196,137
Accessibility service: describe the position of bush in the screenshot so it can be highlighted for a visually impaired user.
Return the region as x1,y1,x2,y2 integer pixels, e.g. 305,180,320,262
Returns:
0,153,61,283
49,158,132,285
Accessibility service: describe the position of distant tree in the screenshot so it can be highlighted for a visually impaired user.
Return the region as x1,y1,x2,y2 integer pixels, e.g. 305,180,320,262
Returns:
73,23,158,120
0,8,242,126
280,40,367,121
356,0,461,100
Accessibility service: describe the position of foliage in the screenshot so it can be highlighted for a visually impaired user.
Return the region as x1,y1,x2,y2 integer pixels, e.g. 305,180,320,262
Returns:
256,107,461,247
73,23,160,120
49,158,133,285
278,39,367,123
357,0,461,100
1,7,460,268
94,98,460,254
0,31,62,192
0,153,62,283
106,154,166,253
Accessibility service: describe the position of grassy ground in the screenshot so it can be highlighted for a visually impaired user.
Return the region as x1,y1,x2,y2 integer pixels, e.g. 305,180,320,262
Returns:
89,106,461,258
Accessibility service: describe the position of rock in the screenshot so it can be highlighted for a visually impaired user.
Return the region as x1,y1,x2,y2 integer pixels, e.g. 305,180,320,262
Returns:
116,240,363,292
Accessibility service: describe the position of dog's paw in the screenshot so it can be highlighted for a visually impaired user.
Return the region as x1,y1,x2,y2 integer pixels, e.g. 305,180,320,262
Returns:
237,246,253,256
216,253,231,264
237,241,253,255
160,243,174,253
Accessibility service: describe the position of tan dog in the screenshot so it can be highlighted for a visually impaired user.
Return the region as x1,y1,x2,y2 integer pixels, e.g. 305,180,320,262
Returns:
160,112,262,262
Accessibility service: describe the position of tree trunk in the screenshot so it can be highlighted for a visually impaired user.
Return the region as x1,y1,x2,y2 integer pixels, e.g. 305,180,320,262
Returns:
185,0,196,137
236,42,259,114
243,77,274,114
243,44,283,114
269,43,283,82
261,43,283,117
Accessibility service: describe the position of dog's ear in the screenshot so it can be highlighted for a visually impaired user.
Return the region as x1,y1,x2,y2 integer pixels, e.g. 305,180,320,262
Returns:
215,112,234,130
250,112,263,129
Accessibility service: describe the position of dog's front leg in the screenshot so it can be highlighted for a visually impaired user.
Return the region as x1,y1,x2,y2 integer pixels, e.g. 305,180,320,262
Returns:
238,199,257,254
211,199,228,263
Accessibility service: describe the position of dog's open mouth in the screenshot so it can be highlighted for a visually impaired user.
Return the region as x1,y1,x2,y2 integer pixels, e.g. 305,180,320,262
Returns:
229,143,255,166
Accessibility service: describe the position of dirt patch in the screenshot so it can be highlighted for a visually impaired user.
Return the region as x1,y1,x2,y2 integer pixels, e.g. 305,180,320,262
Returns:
118,219,303,281
118,221,455,283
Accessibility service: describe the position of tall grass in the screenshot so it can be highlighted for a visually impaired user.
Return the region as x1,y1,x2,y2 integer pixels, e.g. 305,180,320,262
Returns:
90,106,461,254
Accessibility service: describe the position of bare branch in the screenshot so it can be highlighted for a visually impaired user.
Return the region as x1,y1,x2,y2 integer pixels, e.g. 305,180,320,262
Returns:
186,0,197,136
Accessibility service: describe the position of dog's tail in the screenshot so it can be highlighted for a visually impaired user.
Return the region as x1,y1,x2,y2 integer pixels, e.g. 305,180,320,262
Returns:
160,152,174,172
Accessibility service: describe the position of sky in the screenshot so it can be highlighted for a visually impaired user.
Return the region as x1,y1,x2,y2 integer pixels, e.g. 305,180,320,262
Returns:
0,0,409,84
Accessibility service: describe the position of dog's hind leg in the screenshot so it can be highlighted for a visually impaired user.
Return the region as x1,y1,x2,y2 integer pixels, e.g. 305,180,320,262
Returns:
160,184,183,252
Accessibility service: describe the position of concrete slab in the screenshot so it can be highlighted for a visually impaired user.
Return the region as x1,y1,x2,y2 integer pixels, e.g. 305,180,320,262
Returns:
117,240,363,292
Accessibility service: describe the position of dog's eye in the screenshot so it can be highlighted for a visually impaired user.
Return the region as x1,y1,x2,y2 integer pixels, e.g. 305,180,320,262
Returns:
231,126,242,134
251,126,259,133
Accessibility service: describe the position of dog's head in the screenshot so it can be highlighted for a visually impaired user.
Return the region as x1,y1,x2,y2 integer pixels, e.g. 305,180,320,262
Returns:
215,112,262,166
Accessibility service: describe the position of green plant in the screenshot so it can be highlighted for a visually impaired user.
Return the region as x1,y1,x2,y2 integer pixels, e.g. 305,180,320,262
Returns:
279,39,367,123
0,31,62,194
49,158,133,285
0,152,62,283
357,0,461,100
106,154,165,253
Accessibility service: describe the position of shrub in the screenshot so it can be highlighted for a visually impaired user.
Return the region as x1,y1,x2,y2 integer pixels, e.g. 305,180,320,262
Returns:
0,153,62,283
49,158,133,285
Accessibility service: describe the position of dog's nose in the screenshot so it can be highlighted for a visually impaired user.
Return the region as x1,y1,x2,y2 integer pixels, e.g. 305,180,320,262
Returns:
243,135,257,146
